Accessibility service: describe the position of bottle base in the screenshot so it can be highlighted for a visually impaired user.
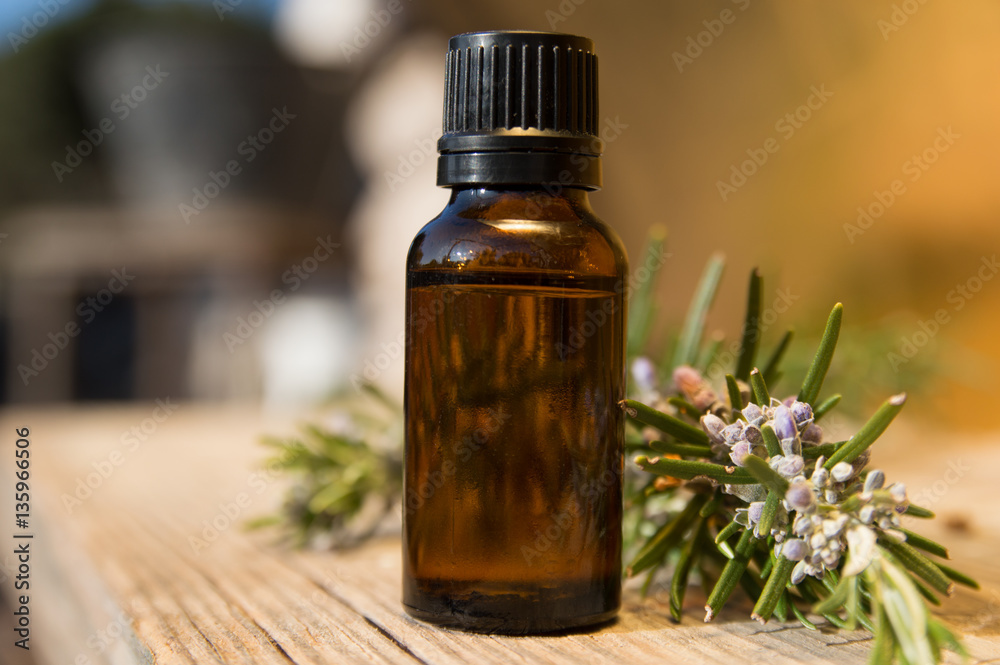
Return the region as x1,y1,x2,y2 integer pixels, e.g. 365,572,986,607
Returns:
402,593,619,635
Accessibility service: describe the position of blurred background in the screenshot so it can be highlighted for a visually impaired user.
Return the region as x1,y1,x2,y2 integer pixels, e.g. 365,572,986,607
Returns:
1,0,998,425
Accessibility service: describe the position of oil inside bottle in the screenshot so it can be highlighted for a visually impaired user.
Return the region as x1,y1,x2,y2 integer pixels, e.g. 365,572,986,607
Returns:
403,270,624,633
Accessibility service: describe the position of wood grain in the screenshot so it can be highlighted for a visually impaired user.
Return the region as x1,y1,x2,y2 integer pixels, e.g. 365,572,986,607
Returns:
1,404,998,664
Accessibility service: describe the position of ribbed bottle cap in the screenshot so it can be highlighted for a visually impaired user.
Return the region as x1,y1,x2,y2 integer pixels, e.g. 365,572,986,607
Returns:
436,31,602,190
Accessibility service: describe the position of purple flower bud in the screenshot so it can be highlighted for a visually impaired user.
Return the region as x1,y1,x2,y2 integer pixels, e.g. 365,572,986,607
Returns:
742,403,764,426
721,422,745,444
701,413,727,444
791,560,808,584
775,455,805,479
800,423,823,444
790,401,814,425
810,531,827,550
783,539,808,561
831,462,854,483
889,482,907,503
743,424,762,444
864,470,885,493
793,515,812,536
785,481,816,512
773,405,798,441
825,489,839,504
811,467,829,488
631,357,658,393
730,442,751,467
859,505,875,524
748,501,765,524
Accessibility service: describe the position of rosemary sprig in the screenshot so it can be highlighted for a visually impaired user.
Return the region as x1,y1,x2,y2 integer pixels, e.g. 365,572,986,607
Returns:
254,236,976,664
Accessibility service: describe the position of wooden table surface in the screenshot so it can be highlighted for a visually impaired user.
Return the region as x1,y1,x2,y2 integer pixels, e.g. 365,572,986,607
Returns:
1,403,998,665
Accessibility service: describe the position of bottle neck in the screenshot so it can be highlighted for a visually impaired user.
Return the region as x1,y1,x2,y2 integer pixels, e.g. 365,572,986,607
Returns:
445,186,593,216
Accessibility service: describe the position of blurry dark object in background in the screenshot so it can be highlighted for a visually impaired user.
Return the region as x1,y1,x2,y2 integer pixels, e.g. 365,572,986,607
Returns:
73,292,135,400
0,0,366,404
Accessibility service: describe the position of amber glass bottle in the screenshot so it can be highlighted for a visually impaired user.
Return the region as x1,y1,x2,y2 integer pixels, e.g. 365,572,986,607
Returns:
403,31,628,634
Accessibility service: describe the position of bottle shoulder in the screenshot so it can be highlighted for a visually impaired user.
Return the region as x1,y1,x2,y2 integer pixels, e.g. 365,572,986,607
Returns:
407,200,628,278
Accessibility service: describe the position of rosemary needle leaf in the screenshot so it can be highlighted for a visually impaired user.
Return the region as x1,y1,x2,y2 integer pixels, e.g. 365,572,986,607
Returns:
726,374,744,412
813,393,842,421
899,529,949,559
824,393,907,469
749,368,770,407
674,253,725,368
880,539,954,596
735,269,763,381
742,454,790,495
715,519,741,544
635,456,758,484
670,519,707,621
761,424,781,458
935,563,980,590
753,555,795,623
649,440,715,458
798,303,843,406
761,329,794,388
627,228,667,356
620,399,711,446
904,504,935,519
706,528,756,621
628,493,709,576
